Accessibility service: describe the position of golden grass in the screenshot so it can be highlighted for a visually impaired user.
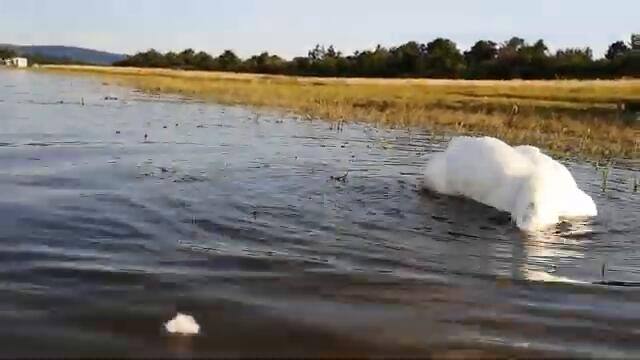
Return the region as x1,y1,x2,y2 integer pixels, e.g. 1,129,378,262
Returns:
42,65,640,160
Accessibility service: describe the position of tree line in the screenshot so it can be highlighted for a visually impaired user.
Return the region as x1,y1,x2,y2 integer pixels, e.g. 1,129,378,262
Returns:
4,36,638,79
115,37,638,79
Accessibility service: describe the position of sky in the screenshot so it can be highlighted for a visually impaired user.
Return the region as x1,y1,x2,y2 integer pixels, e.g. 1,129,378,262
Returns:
0,0,637,58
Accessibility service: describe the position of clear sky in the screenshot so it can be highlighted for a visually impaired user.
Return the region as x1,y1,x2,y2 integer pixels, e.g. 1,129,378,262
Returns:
0,0,637,58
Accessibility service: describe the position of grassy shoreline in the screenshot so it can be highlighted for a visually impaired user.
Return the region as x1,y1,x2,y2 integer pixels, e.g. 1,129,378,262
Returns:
41,65,639,160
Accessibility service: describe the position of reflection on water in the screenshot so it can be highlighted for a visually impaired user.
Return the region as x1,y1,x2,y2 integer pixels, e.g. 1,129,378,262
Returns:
521,224,591,284
0,69,639,358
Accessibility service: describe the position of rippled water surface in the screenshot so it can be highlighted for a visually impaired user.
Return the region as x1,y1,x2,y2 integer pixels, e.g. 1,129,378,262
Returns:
1,69,639,358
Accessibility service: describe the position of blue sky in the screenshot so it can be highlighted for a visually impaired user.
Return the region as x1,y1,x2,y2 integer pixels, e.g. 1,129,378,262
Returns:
0,0,637,58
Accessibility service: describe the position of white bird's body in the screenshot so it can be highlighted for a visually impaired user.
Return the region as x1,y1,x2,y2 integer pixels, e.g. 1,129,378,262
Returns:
421,136,597,231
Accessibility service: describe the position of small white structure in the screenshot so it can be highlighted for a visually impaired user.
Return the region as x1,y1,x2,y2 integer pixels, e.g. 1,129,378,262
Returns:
2,57,28,68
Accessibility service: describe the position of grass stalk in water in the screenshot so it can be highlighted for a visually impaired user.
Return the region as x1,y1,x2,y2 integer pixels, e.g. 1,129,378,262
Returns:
601,164,611,192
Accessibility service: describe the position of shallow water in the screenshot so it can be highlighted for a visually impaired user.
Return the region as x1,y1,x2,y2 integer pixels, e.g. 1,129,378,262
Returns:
0,69,639,358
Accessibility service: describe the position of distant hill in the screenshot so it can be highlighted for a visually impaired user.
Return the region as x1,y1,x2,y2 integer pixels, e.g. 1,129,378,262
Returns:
0,45,127,65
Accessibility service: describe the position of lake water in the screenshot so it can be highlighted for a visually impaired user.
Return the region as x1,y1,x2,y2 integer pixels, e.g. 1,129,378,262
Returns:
1,69,639,358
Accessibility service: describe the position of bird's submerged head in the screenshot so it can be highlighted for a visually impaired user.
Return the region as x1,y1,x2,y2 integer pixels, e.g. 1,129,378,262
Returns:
513,172,559,232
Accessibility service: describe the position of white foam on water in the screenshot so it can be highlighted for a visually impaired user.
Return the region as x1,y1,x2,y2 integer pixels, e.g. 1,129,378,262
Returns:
165,312,200,335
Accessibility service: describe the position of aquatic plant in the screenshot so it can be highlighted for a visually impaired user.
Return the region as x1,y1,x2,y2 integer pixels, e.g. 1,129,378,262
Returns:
601,162,612,192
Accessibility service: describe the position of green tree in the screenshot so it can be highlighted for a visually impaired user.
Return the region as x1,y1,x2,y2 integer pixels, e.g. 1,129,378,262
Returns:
216,50,241,71
556,47,593,62
492,37,551,79
192,51,215,70
139,49,168,67
289,56,312,74
178,49,196,68
553,47,594,78
504,37,526,51
355,45,392,77
116,49,167,67
518,39,551,78
244,52,286,73
308,44,326,61
464,41,498,79
464,40,498,64
423,38,465,78
606,41,630,60
389,41,426,76
305,44,346,76
164,51,184,68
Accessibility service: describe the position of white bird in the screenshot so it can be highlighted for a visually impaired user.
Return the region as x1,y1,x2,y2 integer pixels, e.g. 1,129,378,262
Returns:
164,312,200,335
421,136,597,231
